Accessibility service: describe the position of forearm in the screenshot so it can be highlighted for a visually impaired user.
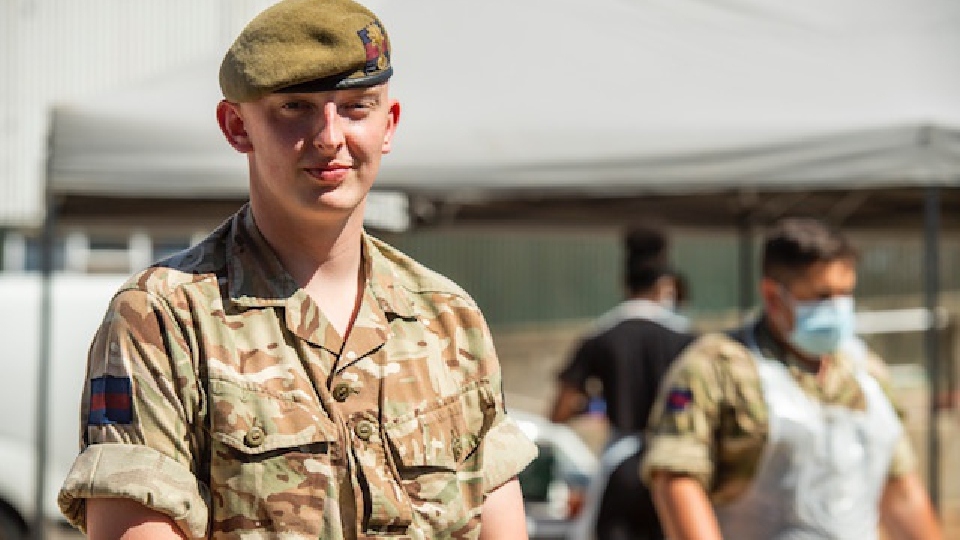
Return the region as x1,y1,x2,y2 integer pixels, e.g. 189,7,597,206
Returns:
87,497,188,540
880,473,942,540
549,384,587,424
480,478,529,540
651,471,722,540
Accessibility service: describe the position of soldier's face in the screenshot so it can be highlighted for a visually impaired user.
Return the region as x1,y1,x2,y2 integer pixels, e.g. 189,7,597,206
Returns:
763,258,857,338
217,84,400,223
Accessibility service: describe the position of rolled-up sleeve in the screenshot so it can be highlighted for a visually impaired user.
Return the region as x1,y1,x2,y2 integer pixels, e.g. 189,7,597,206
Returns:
469,309,538,493
58,444,209,537
57,287,207,537
641,335,735,490
480,411,538,492
863,351,919,479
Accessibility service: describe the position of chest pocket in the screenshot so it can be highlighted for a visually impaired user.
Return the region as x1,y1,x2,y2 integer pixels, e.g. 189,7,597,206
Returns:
382,381,492,531
206,377,341,538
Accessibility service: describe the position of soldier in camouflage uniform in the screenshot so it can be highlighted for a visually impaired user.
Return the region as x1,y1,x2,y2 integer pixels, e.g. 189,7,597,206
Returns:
57,0,538,538
641,218,941,540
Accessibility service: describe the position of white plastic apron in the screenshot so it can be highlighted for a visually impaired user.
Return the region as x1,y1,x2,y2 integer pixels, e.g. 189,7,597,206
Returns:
715,334,902,539
566,299,688,540
566,433,641,540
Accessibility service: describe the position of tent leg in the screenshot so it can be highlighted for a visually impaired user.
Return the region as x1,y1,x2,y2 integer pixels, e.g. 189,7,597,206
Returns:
738,216,754,321
923,185,941,515
32,183,57,540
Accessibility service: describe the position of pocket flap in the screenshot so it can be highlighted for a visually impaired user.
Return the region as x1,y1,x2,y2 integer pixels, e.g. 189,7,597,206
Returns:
208,378,335,455
383,385,490,469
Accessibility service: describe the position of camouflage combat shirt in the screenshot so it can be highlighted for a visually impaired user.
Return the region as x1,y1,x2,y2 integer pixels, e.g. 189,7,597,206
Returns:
641,318,916,505
58,205,538,539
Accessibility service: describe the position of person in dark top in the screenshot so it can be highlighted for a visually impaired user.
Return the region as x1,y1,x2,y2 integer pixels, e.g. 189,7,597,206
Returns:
550,225,696,540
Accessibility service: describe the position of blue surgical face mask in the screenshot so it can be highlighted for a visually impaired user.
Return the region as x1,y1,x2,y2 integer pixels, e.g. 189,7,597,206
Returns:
786,294,856,357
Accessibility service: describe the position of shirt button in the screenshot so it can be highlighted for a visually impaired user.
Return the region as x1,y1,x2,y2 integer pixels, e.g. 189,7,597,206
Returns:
332,383,351,402
451,437,463,461
355,421,374,441
245,426,265,447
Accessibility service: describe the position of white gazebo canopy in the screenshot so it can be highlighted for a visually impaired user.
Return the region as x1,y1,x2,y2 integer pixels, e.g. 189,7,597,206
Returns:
48,0,960,210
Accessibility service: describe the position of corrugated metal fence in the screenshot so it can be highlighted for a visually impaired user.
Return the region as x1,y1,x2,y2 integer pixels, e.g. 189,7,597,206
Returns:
0,0,272,227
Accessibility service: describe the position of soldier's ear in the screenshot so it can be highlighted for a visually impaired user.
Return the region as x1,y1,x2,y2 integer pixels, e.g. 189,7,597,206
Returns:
381,99,400,154
759,278,782,310
761,277,797,328
217,100,253,153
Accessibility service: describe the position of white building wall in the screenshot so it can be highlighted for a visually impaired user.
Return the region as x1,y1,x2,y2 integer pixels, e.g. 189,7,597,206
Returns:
0,0,275,228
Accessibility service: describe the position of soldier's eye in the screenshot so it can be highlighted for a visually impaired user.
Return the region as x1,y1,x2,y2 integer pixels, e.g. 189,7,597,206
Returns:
347,98,376,110
281,100,312,111
340,99,377,119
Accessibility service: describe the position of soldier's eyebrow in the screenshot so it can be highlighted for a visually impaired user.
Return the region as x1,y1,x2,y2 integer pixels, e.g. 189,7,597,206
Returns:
341,88,384,108
359,90,382,102
353,87,384,99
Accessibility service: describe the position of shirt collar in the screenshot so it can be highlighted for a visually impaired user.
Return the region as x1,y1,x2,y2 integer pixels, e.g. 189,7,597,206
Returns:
753,314,818,372
589,298,690,335
362,234,418,319
226,205,298,307
224,204,416,319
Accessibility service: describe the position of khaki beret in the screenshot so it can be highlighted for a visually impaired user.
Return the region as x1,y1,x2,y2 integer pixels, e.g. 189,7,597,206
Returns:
219,0,392,102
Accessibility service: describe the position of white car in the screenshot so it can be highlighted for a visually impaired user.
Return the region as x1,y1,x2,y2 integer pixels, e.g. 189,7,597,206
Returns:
0,274,127,539
512,410,599,540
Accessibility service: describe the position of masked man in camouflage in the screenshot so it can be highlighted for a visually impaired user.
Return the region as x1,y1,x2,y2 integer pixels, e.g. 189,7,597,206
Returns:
57,0,538,538
642,218,941,539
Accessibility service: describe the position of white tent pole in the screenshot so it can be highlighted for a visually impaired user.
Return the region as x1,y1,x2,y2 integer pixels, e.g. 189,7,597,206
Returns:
737,210,755,321
32,153,57,540
923,185,941,515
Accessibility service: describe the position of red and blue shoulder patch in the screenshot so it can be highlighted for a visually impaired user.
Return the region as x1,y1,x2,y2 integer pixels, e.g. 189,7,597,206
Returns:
666,387,694,412
87,375,133,426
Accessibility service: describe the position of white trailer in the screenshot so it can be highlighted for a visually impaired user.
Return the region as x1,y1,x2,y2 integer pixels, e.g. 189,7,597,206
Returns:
0,274,126,538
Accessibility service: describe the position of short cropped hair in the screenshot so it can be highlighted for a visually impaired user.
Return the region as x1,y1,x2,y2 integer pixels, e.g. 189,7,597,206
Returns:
761,218,857,285
623,225,671,294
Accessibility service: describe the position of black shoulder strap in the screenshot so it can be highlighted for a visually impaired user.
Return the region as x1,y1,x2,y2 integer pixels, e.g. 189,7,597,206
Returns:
724,324,751,348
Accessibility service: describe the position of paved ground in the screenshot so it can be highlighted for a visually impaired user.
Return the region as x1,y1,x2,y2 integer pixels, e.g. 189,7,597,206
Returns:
44,522,82,540
39,516,960,539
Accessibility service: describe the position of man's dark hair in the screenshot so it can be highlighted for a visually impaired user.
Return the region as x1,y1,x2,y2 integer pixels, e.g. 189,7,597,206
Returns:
762,218,858,284
623,225,671,294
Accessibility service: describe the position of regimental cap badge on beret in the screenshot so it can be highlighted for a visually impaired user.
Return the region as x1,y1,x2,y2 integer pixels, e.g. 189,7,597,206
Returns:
358,19,391,75
219,0,393,103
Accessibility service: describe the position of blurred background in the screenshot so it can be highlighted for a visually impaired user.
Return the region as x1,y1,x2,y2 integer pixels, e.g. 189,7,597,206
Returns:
3,0,960,538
